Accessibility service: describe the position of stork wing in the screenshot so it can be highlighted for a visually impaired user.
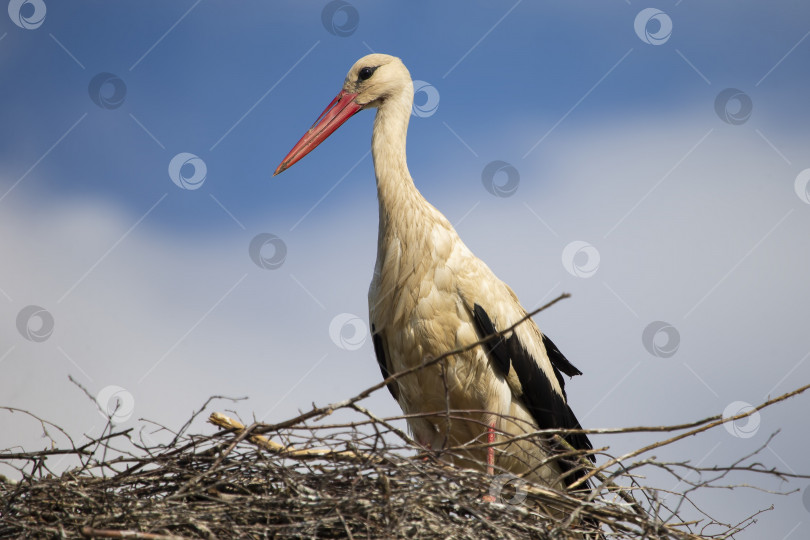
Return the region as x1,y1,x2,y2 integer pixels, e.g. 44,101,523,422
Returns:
472,303,594,482
540,332,583,380
371,323,399,401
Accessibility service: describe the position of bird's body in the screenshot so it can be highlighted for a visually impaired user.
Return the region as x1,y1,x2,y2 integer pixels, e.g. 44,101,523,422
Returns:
370,215,569,487
276,54,592,489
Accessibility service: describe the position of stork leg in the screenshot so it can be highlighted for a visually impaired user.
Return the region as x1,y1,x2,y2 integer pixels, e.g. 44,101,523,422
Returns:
486,422,495,475
483,421,496,502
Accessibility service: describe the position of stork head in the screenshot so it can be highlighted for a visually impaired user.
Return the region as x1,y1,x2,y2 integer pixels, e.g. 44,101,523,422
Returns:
274,54,412,175
342,53,412,108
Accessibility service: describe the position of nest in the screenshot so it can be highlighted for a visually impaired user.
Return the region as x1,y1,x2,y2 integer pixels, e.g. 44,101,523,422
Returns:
2,379,808,540
3,296,808,539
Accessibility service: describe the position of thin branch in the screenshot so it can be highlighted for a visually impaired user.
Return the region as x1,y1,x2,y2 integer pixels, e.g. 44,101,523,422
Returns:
569,381,810,489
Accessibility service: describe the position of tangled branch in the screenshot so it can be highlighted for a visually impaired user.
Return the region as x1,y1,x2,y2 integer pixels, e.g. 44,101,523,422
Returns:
1,294,807,538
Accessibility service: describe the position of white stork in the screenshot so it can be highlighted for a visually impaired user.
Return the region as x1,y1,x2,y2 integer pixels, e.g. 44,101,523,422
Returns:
274,54,593,490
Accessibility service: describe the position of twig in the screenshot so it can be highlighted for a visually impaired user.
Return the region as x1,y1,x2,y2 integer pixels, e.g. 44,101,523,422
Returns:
208,412,380,463
253,293,572,436
569,381,810,489
81,527,189,539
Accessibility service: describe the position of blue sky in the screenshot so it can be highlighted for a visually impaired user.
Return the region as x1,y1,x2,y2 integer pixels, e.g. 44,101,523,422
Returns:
2,1,810,537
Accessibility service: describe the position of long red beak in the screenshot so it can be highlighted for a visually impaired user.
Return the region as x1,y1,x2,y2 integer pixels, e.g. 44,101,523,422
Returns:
274,89,362,176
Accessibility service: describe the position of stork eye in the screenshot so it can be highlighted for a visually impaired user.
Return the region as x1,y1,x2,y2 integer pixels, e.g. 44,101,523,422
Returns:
358,66,376,81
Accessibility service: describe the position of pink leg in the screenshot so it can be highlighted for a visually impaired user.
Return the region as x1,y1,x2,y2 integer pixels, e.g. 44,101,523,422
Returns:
483,422,496,502
486,422,495,475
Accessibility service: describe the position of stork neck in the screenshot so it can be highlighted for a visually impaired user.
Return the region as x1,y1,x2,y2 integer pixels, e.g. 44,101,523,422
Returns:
371,91,423,230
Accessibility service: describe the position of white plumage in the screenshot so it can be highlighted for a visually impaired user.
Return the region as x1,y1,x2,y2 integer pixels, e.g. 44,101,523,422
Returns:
275,54,592,490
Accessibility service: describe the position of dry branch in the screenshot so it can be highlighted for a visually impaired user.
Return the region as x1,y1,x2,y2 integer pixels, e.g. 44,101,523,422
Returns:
2,381,807,538
2,294,808,538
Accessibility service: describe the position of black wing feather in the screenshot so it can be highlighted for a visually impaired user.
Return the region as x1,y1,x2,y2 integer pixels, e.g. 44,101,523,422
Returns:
505,332,594,461
472,304,510,377
542,333,583,378
371,323,399,401
472,303,594,486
